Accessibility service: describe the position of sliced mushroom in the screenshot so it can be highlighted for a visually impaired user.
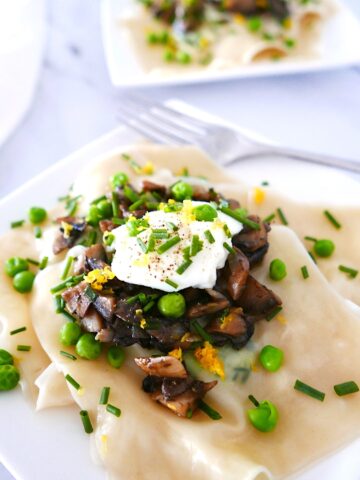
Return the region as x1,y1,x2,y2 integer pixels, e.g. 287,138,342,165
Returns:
268,0,289,20
74,243,107,274
237,275,282,320
149,0,176,24
99,219,117,233
233,216,269,251
220,0,257,14
62,281,91,318
80,306,104,333
187,289,229,318
134,356,188,378
147,320,188,351
142,180,167,196
95,328,114,343
191,186,219,202
226,246,250,301
207,307,255,349
53,217,86,255
94,295,116,322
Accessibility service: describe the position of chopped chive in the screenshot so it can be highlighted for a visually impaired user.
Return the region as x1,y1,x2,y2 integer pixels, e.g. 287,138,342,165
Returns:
338,265,358,279
301,266,309,279
152,228,168,234
39,256,49,270
91,195,107,205
294,379,325,402
84,286,97,301
61,256,74,280
11,220,25,228
223,242,235,254
80,410,93,434
204,230,215,244
112,217,125,226
26,258,40,266
126,294,140,304
198,400,222,420
99,386,110,405
143,300,155,312
62,310,77,322
137,237,147,253
183,246,191,259
176,259,192,275
17,345,31,352
66,197,80,216
324,210,341,229
219,206,260,230
334,381,359,397
223,224,231,238
111,192,119,217
65,374,81,390
10,326,27,336
191,320,213,343
261,181,269,186
248,394,259,407
146,234,156,253
106,404,121,417
190,235,203,257
265,306,283,321
86,230,97,247
104,233,115,246
123,186,139,203
186,408,193,419
276,208,288,225
157,235,181,254
50,274,85,294
308,251,317,264
264,213,275,223
152,230,169,239
165,278,178,289
60,351,77,361
34,226,42,238
166,222,178,232
54,294,65,313
304,236,317,242
129,196,146,212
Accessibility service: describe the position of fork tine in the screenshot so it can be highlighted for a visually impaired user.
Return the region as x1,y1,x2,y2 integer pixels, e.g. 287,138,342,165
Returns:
117,104,193,145
117,111,170,145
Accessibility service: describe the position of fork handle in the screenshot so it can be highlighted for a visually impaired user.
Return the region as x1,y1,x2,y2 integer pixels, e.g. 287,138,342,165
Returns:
254,144,360,174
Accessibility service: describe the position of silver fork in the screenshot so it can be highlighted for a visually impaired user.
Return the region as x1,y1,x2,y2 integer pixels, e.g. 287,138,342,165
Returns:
117,95,360,174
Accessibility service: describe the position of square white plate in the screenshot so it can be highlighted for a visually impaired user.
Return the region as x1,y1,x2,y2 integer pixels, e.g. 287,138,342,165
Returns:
100,0,360,87
1,101,360,480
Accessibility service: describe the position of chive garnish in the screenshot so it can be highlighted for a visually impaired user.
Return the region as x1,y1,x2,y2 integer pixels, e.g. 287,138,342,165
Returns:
112,217,125,226
111,191,119,217
129,196,146,212
34,226,42,238
248,394,259,407
176,259,192,275
91,195,107,205
137,237,147,253
308,251,317,264
276,208,288,225
62,310,77,322
265,306,283,321
17,345,31,352
84,286,97,301
198,400,222,420
146,234,156,253
324,210,341,229
80,410,93,434
334,381,359,396
54,294,65,313
60,351,77,361
338,265,358,279
165,278,178,289
66,196,81,216
65,374,81,390
204,230,215,244
10,326,27,336
223,242,235,254
261,181,269,186
157,235,181,254
61,256,74,280
301,266,309,279
39,256,48,270
26,258,40,266
191,320,213,343
304,236,317,242
294,379,325,401
186,409,193,419
50,274,84,294
99,386,110,405
86,230,97,247
126,294,140,305
219,206,260,230
264,213,275,223
123,185,139,203
152,228,169,239
190,235,203,257
166,222,178,232
223,224,231,238
143,300,155,312
11,220,25,228
106,404,121,417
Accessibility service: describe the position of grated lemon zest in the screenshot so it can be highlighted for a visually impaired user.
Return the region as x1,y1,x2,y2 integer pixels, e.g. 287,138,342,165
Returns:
100,435,108,457
194,341,225,380
77,388,85,396
212,218,225,230
169,347,182,361
141,161,154,175
181,199,195,224
234,14,245,24
84,266,115,291
140,318,147,329
283,17,292,29
253,187,266,205
61,221,74,239
276,314,288,325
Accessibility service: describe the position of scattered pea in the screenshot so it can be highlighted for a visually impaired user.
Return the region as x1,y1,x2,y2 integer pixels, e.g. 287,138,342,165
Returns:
259,345,284,372
269,259,287,281
158,293,186,319
247,400,279,432
314,239,335,258
107,346,125,369
4,257,29,278
28,206,47,224
176,51,192,64
0,349,14,366
0,365,20,391
13,271,35,293
171,181,193,201
97,200,112,219
59,322,82,346
76,333,102,360
193,204,218,222
111,172,129,188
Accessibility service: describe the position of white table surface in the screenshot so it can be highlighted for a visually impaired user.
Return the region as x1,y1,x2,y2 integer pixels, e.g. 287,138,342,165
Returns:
1,0,360,478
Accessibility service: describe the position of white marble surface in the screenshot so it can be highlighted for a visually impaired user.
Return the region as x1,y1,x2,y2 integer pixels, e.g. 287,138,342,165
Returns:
1,0,360,478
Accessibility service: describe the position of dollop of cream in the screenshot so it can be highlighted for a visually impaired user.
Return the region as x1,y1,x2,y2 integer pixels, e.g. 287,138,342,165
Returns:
111,201,242,292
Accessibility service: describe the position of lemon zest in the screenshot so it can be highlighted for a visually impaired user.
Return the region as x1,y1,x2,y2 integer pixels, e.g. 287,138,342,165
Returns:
181,199,195,224
84,266,115,291
169,347,182,361
276,314,288,325
234,14,245,24
140,318,147,329
61,221,74,239
253,187,266,205
141,161,154,175
194,341,225,380
100,435,108,457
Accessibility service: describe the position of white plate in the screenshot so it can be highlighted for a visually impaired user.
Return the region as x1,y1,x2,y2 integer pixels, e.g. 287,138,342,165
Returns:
1,101,360,480
100,0,360,87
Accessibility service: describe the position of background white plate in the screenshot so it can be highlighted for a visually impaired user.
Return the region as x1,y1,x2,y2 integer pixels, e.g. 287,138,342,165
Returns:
101,0,360,87
1,102,360,480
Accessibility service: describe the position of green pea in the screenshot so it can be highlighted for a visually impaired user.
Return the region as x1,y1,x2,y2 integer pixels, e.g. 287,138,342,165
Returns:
171,181,193,201
0,364,20,391
269,259,287,281
164,49,175,62
86,205,101,226
247,16,262,32
97,200,112,219
28,206,47,224
247,400,279,432
76,333,102,360
193,204,218,222
314,239,335,258
158,30,170,45
176,51,192,64
259,345,284,372
13,271,35,293
158,293,186,319
111,172,129,188
107,346,125,369
147,31,159,44
4,257,29,278
59,322,82,346
0,349,14,366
